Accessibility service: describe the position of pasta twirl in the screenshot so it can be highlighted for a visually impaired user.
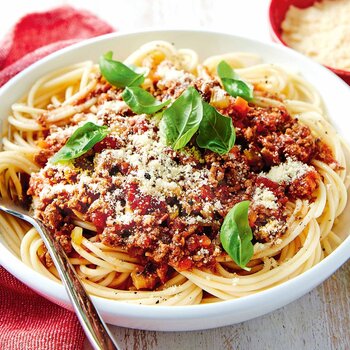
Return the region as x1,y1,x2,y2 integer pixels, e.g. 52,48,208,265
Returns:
0,41,348,305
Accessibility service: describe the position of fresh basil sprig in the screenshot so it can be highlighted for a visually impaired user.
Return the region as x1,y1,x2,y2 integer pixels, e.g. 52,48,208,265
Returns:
197,102,235,155
99,52,145,88
220,200,254,270
51,122,109,164
217,60,253,101
160,87,203,150
122,86,170,115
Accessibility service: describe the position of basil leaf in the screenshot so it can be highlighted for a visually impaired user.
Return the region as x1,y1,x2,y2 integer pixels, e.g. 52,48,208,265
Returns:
197,102,235,155
220,200,253,270
217,60,238,80
160,86,203,150
217,60,253,101
122,86,170,115
99,52,145,88
51,122,109,164
221,78,254,101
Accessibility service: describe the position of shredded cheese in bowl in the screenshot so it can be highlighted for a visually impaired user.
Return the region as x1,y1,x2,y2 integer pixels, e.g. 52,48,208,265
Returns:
281,0,350,71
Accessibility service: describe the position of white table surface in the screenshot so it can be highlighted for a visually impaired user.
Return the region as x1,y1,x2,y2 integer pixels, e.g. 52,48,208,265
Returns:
1,1,349,349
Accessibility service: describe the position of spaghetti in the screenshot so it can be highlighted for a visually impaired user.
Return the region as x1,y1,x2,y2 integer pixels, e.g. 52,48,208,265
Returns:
0,41,348,305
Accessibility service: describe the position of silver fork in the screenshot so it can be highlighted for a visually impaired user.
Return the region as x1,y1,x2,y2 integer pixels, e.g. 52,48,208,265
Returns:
0,197,120,350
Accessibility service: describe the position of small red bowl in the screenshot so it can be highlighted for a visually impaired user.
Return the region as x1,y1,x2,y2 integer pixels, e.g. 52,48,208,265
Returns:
269,0,350,85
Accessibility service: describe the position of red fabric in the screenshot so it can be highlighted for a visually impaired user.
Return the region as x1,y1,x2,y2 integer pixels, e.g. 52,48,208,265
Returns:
0,6,115,349
0,5,115,86
0,267,85,350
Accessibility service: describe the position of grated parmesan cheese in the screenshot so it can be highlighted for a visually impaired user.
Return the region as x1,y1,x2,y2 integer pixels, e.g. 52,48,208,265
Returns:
255,219,286,240
253,186,278,210
264,157,313,184
97,100,128,117
281,0,350,70
156,61,195,85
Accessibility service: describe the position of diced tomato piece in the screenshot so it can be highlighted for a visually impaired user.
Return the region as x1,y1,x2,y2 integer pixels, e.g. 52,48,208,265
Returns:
90,210,111,233
177,257,193,271
127,183,166,215
233,96,249,116
200,185,215,200
93,136,119,152
256,176,279,190
199,235,211,248
187,235,200,252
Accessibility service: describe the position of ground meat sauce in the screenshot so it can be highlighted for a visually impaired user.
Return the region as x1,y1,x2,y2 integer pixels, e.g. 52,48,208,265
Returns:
28,61,337,288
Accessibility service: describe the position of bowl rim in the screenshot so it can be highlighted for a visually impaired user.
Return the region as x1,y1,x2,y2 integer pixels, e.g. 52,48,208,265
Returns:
0,28,349,328
268,0,350,78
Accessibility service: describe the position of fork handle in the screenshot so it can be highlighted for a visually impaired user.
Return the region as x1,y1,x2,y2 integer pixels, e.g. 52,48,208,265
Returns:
33,220,120,350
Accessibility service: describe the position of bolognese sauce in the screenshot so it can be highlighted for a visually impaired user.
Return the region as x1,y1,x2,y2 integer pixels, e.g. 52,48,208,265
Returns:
27,60,337,290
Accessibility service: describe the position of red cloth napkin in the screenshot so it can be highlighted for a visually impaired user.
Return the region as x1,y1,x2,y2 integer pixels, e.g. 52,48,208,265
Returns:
0,267,86,350
0,6,115,349
0,5,115,86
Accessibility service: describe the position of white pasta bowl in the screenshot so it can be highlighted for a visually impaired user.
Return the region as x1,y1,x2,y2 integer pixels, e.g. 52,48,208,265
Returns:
0,30,349,331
